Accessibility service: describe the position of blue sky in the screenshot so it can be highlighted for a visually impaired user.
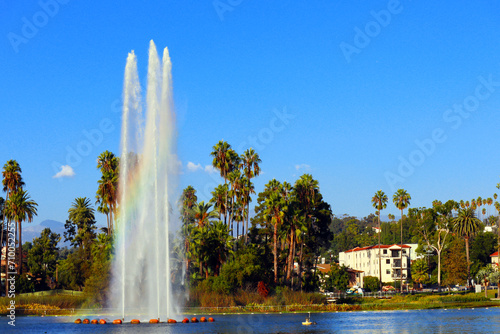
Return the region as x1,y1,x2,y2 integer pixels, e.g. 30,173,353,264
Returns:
1,1,500,229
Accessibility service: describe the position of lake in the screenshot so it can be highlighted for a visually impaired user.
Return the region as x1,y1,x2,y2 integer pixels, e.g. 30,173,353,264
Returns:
2,308,500,333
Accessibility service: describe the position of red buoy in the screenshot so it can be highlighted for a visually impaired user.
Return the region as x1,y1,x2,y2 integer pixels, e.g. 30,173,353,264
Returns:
167,318,177,323
149,319,159,324
74,319,82,324
208,317,215,322
112,319,122,324
200,317,207,322
131,319,141,324
99,319,107,324
90,319,98,324
191,317,199,323
82,319,90,324
182,318,189,323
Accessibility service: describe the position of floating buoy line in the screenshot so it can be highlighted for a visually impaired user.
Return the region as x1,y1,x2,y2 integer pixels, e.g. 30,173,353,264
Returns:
74,316,215,324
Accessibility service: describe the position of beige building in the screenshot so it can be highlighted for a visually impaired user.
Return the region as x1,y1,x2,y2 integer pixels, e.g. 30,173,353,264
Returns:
339,244,414,286
491,251,499,266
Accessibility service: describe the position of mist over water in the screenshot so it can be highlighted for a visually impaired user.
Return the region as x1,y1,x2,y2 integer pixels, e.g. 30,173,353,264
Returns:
110,40,179,321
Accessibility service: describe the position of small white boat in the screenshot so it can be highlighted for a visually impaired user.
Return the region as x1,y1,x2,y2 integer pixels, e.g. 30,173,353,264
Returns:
302,312,315,325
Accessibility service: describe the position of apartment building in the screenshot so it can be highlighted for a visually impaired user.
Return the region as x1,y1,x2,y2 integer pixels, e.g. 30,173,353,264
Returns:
339,244,415,286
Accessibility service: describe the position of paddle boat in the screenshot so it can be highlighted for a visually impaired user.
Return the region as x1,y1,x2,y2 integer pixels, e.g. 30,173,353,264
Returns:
302,312,316,325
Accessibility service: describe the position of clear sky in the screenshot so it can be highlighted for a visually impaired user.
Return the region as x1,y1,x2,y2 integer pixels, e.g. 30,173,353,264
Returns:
1,1,500,229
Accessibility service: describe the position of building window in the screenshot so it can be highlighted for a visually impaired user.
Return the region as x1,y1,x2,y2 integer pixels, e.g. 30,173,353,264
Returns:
403,250,407,254
386,259,390,264
383,250,387,254
386,270,390,274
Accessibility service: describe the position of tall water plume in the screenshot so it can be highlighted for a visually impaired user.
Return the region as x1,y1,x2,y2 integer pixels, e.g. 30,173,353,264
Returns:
111,40,177,321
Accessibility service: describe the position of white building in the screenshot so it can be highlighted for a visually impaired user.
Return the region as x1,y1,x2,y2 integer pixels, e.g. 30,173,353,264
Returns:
339,244,414,286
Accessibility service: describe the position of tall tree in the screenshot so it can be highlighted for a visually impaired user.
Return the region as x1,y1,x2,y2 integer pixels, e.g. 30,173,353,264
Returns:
188,201,218,227
27,228,60,289
180,186,197,273
210,184,228,222
240,148,261,243
4,189,38,275
393,188,411,292
210,141,233,225
65,197,96,250
264,188,285,284
96,151,119,234
371,190,387,290
453,207,481,287
1,160,25,284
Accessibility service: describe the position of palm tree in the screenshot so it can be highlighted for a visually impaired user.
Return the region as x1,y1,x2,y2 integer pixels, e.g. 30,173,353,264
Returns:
477,197,482,220
487,197,493,217
188,201,218,227
372,190,387,291
454,207,481,287
411,258,429,290
180,186,197,273
207,220,234,276
67,197,96,250
264,190,285,284
227,169,243,234
1,160,25,270
4,189,38,275
393,189,411,292
96,151,119,234
210,141,233,225
240,148,261,243
210,184,228,221
294,174,319,290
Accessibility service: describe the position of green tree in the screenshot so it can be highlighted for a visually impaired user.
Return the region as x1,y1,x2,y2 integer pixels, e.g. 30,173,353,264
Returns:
324,264,349,292
476,265,494,297
372,190,387,290
240,148,261,243
2,160,25,289
264,187,286,284
442,236,467,286
27,228,60,289
363,276,380,292
4,189,38,275
393,189,411,291
84,233,113,306
411,258,429,289
180,186,197,274
470,231,497,278
65,197,97,250
188,201,218,227
96,151,119,234
211,141,238,225
453,207,481,286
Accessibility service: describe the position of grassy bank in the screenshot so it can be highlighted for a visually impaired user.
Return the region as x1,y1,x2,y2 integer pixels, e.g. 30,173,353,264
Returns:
0,292,88,316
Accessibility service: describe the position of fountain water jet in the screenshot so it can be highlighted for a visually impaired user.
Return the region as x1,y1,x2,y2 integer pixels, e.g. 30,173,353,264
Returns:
111,40,177,321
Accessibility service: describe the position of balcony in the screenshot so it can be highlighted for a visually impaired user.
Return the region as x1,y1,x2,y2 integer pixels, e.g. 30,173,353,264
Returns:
391,273,407,279
391,262,406,268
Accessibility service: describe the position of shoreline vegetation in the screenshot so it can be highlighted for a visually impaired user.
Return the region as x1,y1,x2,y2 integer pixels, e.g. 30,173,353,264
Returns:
2,290,500,317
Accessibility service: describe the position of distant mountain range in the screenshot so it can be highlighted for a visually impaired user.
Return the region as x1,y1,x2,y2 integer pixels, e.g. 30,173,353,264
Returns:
23,220,70,247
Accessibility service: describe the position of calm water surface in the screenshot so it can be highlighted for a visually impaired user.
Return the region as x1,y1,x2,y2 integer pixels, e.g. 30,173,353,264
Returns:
2,308,500,333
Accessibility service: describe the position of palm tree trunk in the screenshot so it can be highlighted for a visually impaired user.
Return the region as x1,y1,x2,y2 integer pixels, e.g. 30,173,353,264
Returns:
378,213,382,291
286,225,295,284
299,242,304,292
245,201,249,244
18,220,22,275
273,221,278,284
400,209,403,293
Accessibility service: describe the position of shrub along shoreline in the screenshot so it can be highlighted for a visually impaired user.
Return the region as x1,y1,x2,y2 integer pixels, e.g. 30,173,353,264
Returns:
1,290,500,316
